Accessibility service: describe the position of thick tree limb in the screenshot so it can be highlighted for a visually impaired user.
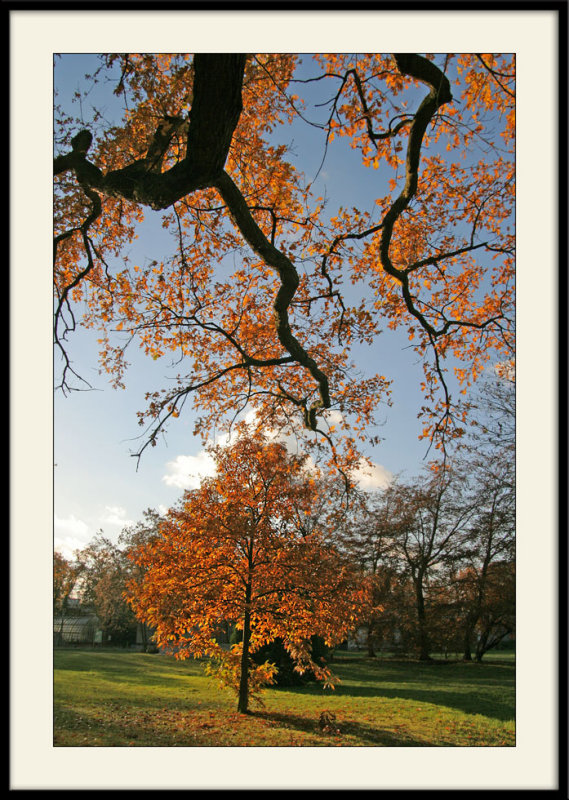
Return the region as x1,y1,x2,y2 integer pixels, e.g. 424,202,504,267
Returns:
215,170,331,429
54,51,333,431
54,53,247,208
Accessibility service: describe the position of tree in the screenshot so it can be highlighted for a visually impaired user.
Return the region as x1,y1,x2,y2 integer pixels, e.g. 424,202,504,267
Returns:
340,491,401,656
75,532,138,646
54,53,515,476
472,559,515,661
385,464,477,660
118,509,164,651
54,551,79,614
92,569,138,647
455,458,515,660
53,551,83,645
125,426,359,714
445,364,515,659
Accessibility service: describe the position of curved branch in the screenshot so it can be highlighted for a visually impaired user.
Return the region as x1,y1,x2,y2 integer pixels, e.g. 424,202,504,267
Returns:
55,52,334,434
475,54,515,99
377,54,453,340
54,184,102,392
214,170,331,430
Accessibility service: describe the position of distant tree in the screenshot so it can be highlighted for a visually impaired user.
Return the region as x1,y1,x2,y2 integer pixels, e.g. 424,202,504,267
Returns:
342,491,403,656
75,533,118,606
453,364,515,659
76,532,138,646
455,459,515,660
466,362,515,455
125,426,359,714
386,464,477,660
118,509,164,651
54,551,79,614
473,560,515,661
93,568,137,646
53,551,83,644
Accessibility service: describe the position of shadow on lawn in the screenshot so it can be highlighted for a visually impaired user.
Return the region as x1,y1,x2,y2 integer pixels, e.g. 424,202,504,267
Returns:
283,659,515,722
254,710,429,747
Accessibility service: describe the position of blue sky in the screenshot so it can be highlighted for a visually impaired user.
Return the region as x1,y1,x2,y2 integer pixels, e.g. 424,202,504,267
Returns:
53,53,474,558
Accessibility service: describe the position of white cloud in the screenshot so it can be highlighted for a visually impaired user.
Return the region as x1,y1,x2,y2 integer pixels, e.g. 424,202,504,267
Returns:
100,505,134,528
54,513,90,540
161,411,258,492
161,410,392,495
323,409,344,427
352,459,393,490
54,514,91,560
162,452,217,490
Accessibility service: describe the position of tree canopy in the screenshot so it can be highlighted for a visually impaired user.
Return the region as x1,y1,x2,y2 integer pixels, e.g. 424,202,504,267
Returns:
125,426,359,713
54,52,515,478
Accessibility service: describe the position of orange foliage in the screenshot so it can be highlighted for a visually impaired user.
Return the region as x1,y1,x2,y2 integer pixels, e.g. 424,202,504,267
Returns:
125,427,360,710
54,53,515,471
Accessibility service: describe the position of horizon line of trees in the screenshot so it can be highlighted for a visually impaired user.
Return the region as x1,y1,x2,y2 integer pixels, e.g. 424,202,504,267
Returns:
54,371,514,668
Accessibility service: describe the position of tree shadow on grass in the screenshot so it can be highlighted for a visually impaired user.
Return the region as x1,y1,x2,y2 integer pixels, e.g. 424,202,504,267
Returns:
254,710,430,747
278,659,515,722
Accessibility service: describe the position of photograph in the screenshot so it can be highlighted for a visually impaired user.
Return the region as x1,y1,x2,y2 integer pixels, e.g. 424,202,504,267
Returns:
10,3,563,792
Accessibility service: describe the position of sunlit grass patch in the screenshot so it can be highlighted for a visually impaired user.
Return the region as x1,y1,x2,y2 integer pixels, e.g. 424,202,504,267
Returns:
54,649,515,747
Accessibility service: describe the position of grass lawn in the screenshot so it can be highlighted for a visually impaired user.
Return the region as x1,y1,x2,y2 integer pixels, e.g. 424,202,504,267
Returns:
53,648,515,747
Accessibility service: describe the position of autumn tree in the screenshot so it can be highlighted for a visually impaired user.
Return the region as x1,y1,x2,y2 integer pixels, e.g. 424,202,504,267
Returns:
54,53,515,477
125,426,359,714
53,551,83,645
472,559,515,661
454,458,515,659
75,532,138,646
118,509,164,651
340,491,402,656
54,551,79,614
346,363,515,658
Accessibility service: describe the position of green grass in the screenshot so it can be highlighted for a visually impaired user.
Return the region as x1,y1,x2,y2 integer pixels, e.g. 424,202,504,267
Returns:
53,649,515,747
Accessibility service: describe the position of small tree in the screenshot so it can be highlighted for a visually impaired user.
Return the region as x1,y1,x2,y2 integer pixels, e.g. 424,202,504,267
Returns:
126,426,359,713
53,552,83,645
75,533,138,646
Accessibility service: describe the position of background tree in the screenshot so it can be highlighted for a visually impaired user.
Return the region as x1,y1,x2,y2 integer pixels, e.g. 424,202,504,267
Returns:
125,426,360,714
54,52,515,477
53,551,83,645
384,464,477,660
472,560,515,661
92,569,138,647
117,509,164,651
341,491,402,657
454,457,515,660
75,532,138,646
451,363,515,659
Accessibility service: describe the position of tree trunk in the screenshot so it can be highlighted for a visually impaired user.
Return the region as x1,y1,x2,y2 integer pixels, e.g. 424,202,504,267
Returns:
366,626,377,658
237,581,252,714
462,619,475,661
141,622,148,653
475,628,489,662
415,579,432,661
